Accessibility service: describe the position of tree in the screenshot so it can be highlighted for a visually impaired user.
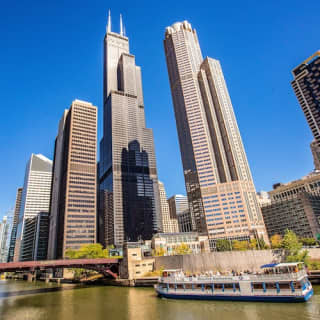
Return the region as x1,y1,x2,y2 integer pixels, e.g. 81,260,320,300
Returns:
232,240,248,251
300,238,317,247
154,247,166,256
174,243,192,255
270,234,282,249
216,239,232,251
65,244,109,260
248,239,257,250
257,237,268,250
282,229,302,256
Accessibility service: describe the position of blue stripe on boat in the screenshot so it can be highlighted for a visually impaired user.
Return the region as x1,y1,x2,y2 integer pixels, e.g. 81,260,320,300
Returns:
157,289,314,303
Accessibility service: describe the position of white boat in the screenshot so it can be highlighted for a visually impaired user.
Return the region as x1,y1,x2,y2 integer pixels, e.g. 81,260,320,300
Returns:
155,262,313,302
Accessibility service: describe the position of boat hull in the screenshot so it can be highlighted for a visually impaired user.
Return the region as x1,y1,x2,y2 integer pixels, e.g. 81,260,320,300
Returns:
156,289,314,303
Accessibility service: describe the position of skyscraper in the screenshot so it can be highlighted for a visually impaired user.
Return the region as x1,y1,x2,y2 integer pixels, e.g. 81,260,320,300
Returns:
99,13,162,246
48,99,97,259
14,154,52,261
164,21,268,248
158,181,179,233
0,215,11,263
8,187,23,262
167,194,192,232
292,51,320,147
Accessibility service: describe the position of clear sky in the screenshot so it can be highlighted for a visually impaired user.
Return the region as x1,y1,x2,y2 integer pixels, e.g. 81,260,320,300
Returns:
0,0,319,217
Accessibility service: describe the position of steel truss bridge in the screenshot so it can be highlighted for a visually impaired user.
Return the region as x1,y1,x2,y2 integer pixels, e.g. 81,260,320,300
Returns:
0,258,120,279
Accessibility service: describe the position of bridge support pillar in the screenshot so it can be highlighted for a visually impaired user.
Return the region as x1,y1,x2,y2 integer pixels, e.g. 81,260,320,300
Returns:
27,272,35,282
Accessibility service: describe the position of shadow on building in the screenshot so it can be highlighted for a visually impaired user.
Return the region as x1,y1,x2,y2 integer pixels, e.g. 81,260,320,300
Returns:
121,140,156,242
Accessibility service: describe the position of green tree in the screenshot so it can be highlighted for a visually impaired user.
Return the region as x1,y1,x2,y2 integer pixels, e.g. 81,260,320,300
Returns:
257,237,268,250
281,229,310,263
154,247,166,256
282,229,302,256
174,243,192,255
248,239,257,250
300,238,317,246
232,240,248,251
270,234,283,249
65,243,109,260
216,239,232,251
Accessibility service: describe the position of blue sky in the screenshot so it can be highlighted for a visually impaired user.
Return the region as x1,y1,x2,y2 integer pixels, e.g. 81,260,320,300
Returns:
0,0,319,217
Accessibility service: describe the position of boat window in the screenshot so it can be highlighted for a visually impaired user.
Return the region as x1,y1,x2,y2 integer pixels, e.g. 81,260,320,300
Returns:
266,283,277,290
169,284,175,289
177,284,184,290
293,282,302,289
205,284,212,290
252,283,263,290
278,282,290,290
195,284,202,290
224,283,234,290
185,284,192,290
215,284,224,290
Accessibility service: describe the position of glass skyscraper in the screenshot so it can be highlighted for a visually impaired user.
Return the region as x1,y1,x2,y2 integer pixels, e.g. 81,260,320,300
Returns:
14,154,52,261
99,14,162,246
164,21,268,248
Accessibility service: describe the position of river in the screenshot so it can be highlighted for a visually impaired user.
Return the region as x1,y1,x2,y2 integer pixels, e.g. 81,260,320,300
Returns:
0,280,319,320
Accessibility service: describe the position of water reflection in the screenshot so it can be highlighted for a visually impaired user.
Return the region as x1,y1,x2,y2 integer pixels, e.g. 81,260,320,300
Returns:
0,281,319,320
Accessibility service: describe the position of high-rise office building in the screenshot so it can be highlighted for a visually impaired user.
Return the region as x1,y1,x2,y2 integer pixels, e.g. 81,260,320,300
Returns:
48,99,97,259
164,21,268,248
8,187,23,262
21,212,49,261
14,154,52,261
292,51,320,147
0,215,11,262
99,13,161,246
167,195,192,232
158,181,179,233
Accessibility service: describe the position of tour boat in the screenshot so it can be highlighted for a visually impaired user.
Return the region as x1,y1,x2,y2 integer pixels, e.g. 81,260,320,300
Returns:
155,262,313,302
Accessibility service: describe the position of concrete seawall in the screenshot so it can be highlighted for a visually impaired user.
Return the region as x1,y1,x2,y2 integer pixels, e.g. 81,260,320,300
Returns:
155,249,320,273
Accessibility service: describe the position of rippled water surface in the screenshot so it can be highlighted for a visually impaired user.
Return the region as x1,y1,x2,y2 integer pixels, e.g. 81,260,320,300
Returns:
0,280,319,320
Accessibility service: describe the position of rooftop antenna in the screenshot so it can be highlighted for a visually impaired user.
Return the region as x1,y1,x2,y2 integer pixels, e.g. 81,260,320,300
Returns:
120,14,124,36
107,9,111,33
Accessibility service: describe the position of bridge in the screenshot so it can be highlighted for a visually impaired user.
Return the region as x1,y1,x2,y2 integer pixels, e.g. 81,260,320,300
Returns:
0,258,120,280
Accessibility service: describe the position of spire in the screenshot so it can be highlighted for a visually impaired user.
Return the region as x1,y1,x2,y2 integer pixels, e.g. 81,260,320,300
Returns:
107,9,111,33
120,14,123,36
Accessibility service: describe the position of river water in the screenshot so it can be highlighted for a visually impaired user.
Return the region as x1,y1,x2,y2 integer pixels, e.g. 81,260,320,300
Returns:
0,280,319,320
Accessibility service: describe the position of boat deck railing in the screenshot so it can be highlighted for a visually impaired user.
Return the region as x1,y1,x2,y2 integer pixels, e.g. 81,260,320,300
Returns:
160,270,307,283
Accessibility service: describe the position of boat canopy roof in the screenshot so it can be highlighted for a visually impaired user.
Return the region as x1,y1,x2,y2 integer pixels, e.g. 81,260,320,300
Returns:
261,262,303,269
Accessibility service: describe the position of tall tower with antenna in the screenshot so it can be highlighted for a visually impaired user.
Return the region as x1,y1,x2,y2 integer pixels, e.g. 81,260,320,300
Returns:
99,12,162,246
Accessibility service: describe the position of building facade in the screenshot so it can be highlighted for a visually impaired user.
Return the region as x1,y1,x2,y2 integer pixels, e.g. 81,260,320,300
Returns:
310,140,320,171
14,154,52,261
20,212,49,261
167,195,192,232
7,187,23,262
99,14,162,246
291,51,320,148
0,216,11,263
158,181,179,233
164,21,268,248
256,191,271,208
48,99,97,259
269,172,320,201
151,232,209,256
262,193,320,239
262,173,320,239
